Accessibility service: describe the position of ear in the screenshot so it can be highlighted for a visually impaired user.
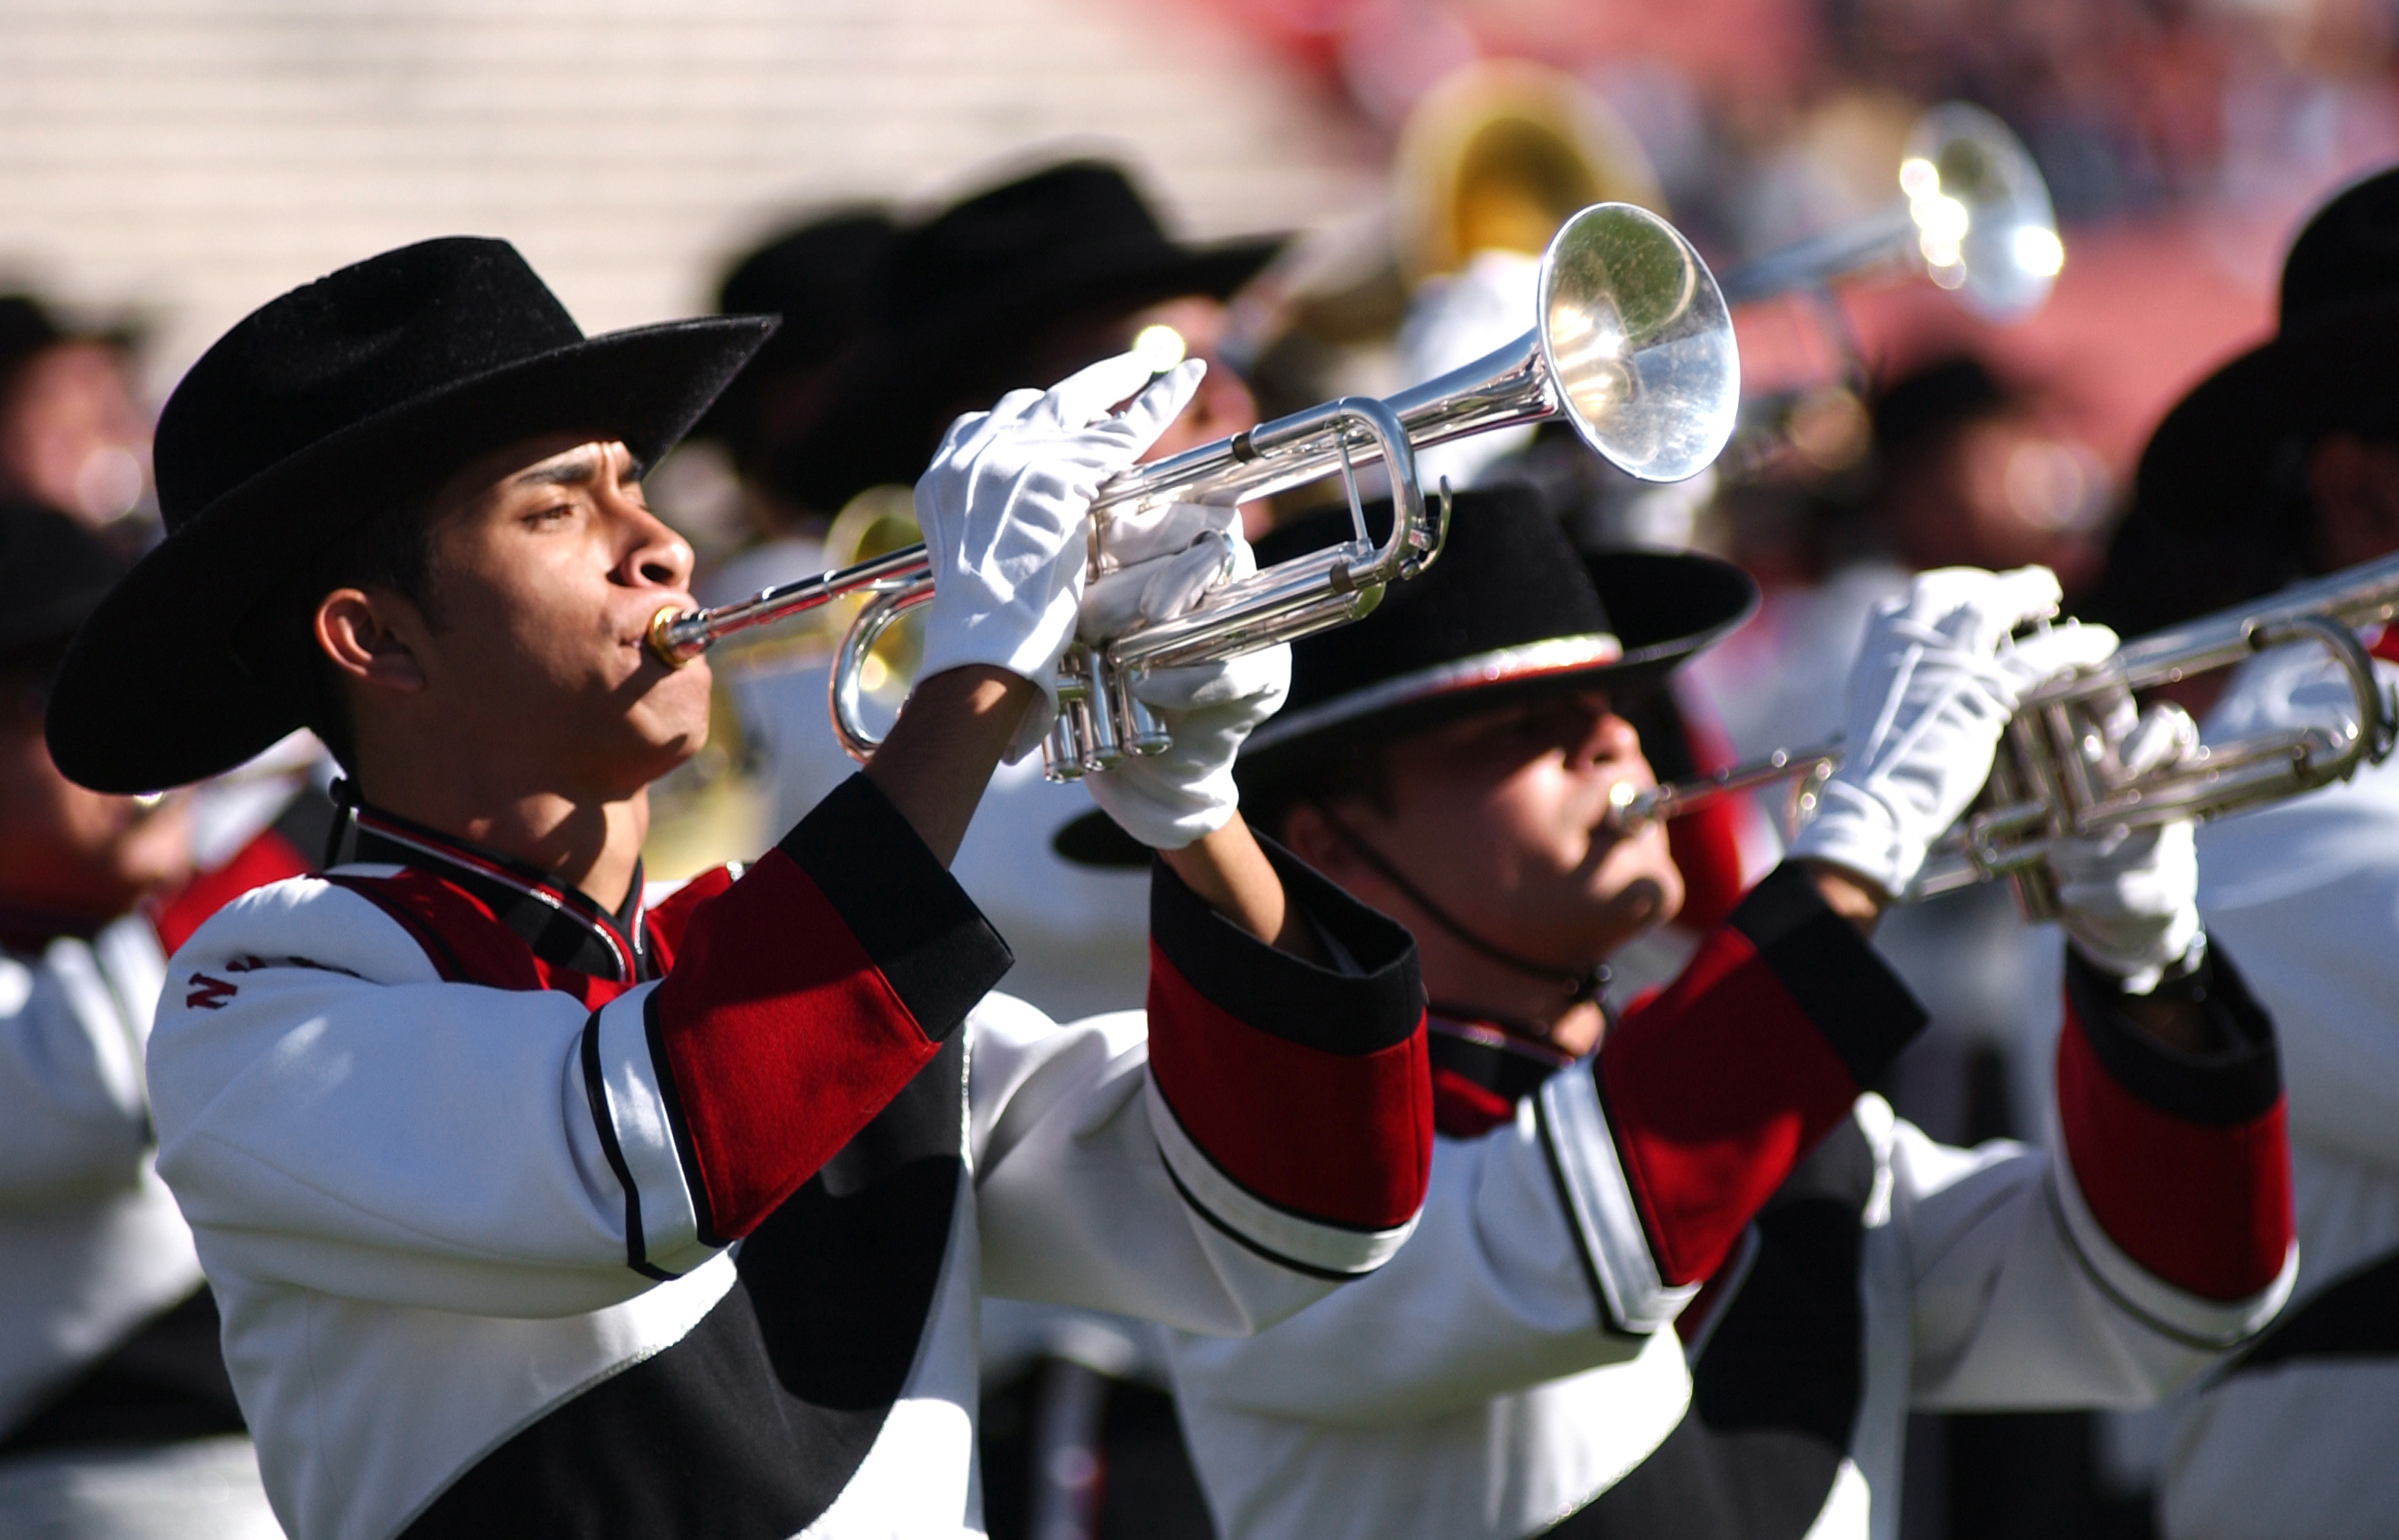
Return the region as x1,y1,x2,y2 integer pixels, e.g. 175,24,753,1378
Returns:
314,588,429,695
1277,800,1356,881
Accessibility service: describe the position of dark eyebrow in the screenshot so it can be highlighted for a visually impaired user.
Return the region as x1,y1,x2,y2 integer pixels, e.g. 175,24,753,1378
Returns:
510,445,608,491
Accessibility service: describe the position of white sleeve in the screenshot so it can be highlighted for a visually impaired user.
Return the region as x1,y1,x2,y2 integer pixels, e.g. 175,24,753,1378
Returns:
970,995,1390,1340
1168,1090,1656,1426
146,877,713,1319
0,918,167,1208
2197,792,2399,1173
1889,1105,2256,1409
2196,649,2399,1169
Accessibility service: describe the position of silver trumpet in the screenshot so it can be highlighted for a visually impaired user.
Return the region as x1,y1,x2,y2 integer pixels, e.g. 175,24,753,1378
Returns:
1716,101,2063,322
1609,550,2399,911
648,201,1742,782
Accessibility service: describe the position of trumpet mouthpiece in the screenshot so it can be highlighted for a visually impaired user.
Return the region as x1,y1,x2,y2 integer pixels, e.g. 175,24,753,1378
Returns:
647,605,702,669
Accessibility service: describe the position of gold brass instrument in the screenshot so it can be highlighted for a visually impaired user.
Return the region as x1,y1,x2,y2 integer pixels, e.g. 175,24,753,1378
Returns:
1608,551,2399,909
1716,101,2064,322
648,200,1742,782
1391,60,1666,283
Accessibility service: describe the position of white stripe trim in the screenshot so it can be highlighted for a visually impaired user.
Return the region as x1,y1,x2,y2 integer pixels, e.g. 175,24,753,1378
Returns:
2050,1146,2295,1349
593,986,713,1277
1539,1063,1699,1334
1142,1075,1415,1278
1246,634,1623,753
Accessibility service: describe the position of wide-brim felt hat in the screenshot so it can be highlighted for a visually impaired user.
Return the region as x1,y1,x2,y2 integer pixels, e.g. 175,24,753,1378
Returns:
776,160,1285,512
693,208,897,468
47,236,775,793
2134,165,2399,539
1053,483,1757,866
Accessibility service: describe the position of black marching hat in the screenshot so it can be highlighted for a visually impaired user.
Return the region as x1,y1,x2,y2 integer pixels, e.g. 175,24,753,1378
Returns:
1054,484,1758,866
2135,167,2399,540
2085,168,2399,634
694,208,897,484
46,237,775,793
0,500,129,663
780,160,1286,511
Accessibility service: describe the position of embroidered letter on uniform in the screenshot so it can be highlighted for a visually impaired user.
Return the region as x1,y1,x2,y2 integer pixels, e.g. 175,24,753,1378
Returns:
186,974,238,1010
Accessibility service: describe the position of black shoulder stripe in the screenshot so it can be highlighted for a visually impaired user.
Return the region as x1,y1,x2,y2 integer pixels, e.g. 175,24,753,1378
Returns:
777,775,1011,1040
1731,862,1926,1086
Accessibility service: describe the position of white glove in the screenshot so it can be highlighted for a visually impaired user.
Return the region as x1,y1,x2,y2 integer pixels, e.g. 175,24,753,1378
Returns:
2049,703,2205,993
1080,526,1291,850
915,352,1207,762
1079,498,1241,643
1789,566,2119,898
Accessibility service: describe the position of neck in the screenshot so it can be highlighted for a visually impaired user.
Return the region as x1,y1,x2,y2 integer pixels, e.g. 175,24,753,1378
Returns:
352,770,649,913
1411,959,1602,1055
1415,932,1608,1053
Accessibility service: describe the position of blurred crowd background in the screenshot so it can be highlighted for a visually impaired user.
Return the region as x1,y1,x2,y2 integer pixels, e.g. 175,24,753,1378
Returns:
5,1,2395,1536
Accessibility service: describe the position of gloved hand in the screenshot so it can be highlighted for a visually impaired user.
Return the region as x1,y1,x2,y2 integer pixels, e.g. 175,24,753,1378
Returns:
2049,703,2205,993
915,352,1207,762
1788,566,2119,899
1078,498,1241,643
1079,524,1291,850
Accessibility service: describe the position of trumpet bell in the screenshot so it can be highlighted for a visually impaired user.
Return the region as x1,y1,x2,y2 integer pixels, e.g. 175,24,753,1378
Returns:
1539,203,1740,483
1899,102,2061,322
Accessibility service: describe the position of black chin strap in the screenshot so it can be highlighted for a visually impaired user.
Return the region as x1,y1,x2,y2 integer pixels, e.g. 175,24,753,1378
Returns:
324,776,361,871
1314,803,1610,1008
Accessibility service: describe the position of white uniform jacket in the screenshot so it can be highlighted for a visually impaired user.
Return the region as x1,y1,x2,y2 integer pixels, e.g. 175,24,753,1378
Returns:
144,775,1431,1540
2156,641,2399,1540
1167,861,2297,1540
0,830,308,1454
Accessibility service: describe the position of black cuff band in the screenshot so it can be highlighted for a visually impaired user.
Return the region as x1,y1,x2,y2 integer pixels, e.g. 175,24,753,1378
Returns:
779,774,1013,1040
1732,862,1928,1086
2064,943,2280,1126
1150,833,1422,1055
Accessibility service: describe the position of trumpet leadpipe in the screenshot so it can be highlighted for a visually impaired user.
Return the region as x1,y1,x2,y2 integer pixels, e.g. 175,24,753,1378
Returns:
645,545,933,669
1606,744,1841,832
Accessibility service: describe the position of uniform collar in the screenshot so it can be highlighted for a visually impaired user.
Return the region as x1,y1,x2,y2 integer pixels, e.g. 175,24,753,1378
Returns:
348,803,649,982
1426,1007,1578,1107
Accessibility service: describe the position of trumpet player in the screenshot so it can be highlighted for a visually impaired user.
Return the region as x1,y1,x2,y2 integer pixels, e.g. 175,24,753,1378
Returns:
2089,165,2399,1540
41,238,1434,1540
1112,488,2295,1540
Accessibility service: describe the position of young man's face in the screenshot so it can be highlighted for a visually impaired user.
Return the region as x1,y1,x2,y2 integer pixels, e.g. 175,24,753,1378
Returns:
377,434,711,802
1293,689,1685,997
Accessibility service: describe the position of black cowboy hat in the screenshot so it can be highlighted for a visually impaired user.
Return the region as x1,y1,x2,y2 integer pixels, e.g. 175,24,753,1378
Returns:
0,500,128,662
2081,168,2399,635
0,293,144,382
45,237,774,793
1054,484,1757,866
2134,167,2399,542
775,160,1285,512
692,208,897,478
